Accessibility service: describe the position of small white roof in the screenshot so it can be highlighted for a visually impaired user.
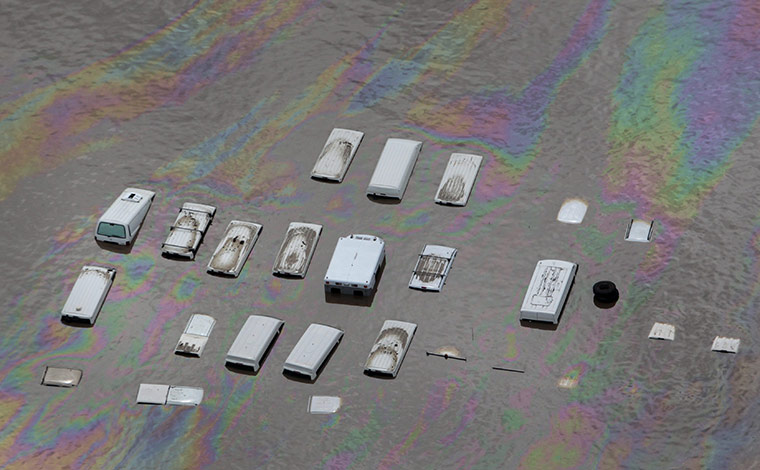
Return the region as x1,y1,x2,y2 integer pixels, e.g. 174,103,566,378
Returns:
625,219,653,242
648,322,675,341
308,396,342,414
166,386,204,406
136,384,170,405
557,198,588,224
711,336,740,353
41,367,82,387
324,235,385,286
136,384,204,406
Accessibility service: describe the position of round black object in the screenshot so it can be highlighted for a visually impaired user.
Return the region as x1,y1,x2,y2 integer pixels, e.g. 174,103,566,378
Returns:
593,281,619,302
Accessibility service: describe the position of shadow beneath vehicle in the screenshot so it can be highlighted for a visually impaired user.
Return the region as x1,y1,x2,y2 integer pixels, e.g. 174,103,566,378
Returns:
324,259,385,308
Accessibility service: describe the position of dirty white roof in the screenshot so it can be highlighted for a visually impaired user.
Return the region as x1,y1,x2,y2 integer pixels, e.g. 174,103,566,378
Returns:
648,322,675,341
711,336,740,353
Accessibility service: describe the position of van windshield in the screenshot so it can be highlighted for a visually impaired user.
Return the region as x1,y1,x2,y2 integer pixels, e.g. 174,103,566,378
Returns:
97,222,126,238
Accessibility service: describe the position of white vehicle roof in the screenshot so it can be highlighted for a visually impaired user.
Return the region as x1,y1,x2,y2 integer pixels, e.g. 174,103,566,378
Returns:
99,188,155,224
434,153,482,206
324,234,385,286
283,323,343,380
556,198,588,224
61,265,116,324
175,314,216,357
207,220,262,277
409,245,457,291
519,259,577,324
136,384,204,406
366,138,422,199
311,128,364,182
272,222,322,277
162,202,216,258
711,336,740,353
625,219,653,242
648,322,675,341
308,396,342,414
226,315,284,371
364,320,417,377
41,366,82,387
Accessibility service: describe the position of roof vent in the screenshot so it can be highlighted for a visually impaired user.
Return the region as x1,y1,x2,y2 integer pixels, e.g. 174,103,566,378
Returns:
121,193,143,203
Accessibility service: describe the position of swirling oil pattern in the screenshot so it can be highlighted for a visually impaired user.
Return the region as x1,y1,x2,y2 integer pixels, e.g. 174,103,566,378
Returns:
1,0,759,468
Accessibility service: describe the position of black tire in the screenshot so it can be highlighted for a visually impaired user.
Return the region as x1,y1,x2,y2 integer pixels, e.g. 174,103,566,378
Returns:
593,281,619,302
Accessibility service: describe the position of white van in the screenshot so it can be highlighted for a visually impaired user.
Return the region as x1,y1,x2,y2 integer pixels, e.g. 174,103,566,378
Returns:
272,222,322,278
95,188,155,245
161,202,217,259
366,138,422,199
364,320,417,377
207,220,262,277
434,153,482,206
324,234,385,296
226,315,284,372
283,323,343,380
311,128,364,182
61,265,116,325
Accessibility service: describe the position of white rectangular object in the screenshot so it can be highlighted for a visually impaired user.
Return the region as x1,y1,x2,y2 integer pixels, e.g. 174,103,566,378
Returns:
136,384,203,406
226,315,284,372
283,323,343,380
308,396,342,414
161,202,217,259
364,320,417,377
366,138,422,199
625,219,654,242
207,220,262,277
311,128,364,182
434,153,482,206
648,322,675,341
61,265,116,325
272,222,323,278
175,314,216,357
41,367,82,387
324,234,385,296
95,187,155,245
166,386,204,406
519,259,577,324
711,336,740,353
556,198,588,224
136,384,170,405
409,245,457,292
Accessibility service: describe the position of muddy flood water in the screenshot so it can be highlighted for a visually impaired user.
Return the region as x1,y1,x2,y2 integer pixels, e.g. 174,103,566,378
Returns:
2,0,760,468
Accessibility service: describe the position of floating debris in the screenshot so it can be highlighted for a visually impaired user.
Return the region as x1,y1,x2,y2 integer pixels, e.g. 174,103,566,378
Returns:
136,384,204,406
426,346,466,361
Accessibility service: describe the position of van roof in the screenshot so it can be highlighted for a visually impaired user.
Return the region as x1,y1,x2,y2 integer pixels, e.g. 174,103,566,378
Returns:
99,188,155,225
324,235,385,285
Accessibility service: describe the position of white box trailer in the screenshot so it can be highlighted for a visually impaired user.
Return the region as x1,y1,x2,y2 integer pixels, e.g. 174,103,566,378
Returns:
226,315,284,372
95,188,155,245
324,234,385,296
519,259,577,324
161,202,216,259
364,320,417,377
61,265,116,325
136,384,204,406
434,153,482,206
272,222,322,278
408,245,457,292
366,138,422,199
283,323,343,380
207,220,262,277
174,314,216,357
311,128,364,182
